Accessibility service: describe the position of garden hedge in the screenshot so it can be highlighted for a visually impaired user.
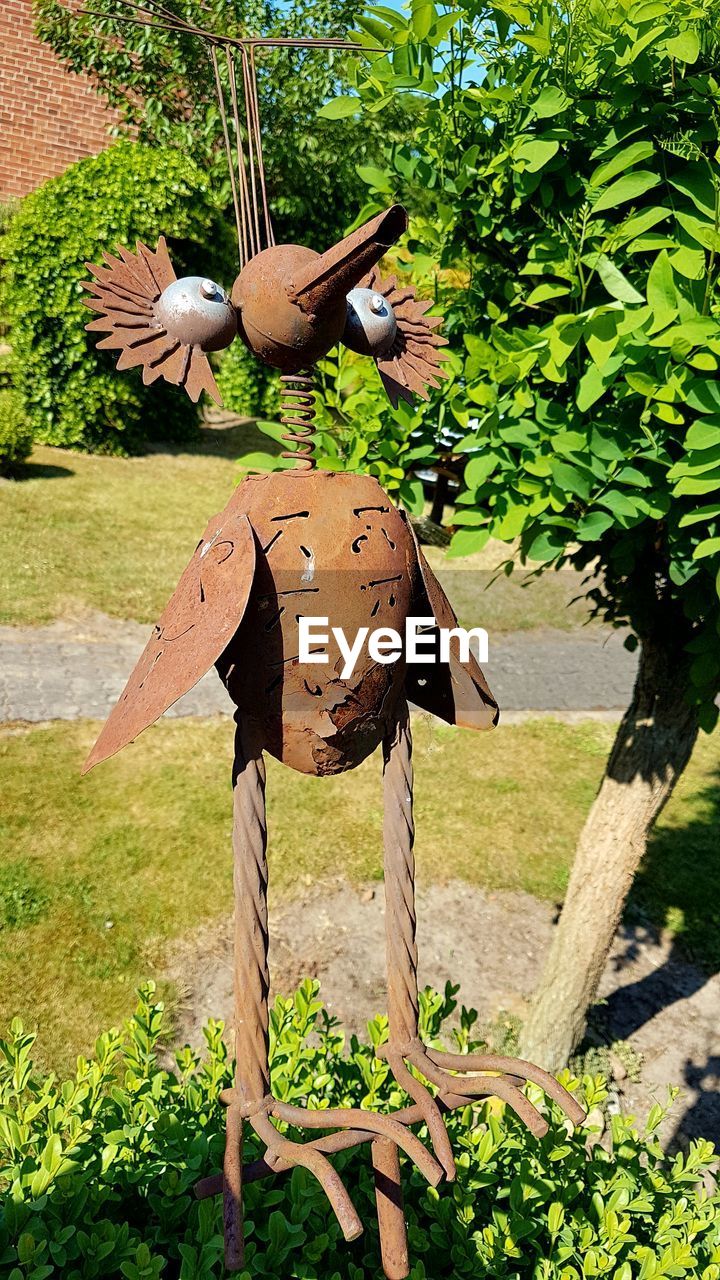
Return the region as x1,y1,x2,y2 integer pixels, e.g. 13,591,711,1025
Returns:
2,142,235,455
1,981,719,1279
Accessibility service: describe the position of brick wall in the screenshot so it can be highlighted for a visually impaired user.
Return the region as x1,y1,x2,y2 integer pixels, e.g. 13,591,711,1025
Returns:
0,0,115,202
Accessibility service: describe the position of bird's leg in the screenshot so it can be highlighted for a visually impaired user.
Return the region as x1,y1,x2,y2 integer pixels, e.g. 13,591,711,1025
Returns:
220,712,443,1272
380,700,585,1179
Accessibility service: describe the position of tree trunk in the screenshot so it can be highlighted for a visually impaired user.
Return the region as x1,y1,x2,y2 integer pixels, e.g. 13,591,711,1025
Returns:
519,633,699,1073
429,470,449,526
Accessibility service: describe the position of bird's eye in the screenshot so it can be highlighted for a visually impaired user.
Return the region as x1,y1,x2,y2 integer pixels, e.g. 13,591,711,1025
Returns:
343,287,398,358
155,276,237,352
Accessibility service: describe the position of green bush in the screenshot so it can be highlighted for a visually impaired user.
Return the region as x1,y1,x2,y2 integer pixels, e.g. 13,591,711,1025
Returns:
0,200,17,339
1,981,719,1279
0,390,32,476
2,142,236,455
215,340,279,421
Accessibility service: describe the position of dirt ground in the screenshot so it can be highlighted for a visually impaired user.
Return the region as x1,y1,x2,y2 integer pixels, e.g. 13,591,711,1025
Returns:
167,878,720,1151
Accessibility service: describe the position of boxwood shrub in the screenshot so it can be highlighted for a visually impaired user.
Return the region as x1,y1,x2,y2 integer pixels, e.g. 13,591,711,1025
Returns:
2,142,236,455
0,390,33,476
1,981,718,1279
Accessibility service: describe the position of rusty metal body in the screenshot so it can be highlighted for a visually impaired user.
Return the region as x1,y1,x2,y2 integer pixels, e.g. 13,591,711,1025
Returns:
85,467,498,777
78,7,584,1275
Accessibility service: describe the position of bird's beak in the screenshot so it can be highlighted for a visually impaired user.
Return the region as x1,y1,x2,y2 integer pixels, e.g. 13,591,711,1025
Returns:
285,205,408,315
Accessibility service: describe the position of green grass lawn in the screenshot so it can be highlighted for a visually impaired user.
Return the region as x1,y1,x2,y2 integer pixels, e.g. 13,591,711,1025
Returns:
2,715,718,1071
2,435,592,631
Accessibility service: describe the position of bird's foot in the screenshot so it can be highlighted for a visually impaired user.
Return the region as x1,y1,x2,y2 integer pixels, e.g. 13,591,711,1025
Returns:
218,1086,443,1250
378,1038,585,1180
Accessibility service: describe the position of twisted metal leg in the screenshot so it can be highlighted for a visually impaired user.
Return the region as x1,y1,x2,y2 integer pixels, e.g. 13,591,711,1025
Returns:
212,712,443,1271
373,1138,409,1280
381,699,585,1179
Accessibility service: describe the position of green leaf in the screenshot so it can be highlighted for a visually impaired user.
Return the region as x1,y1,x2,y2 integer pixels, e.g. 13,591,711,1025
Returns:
525,528,567,561
666,29,700,62
646,250,677,324
317,96,358,120
576,362,618,411
411,1,435,40
694,537,720,560
590,170,661,216
550,460,591,500
588,140,655,190
670,169,718,219
356,165,393,192
515,138,559,173
585,311,622,367
531,86,571,118
465,454,499,488
526,282,571,304
594,256,644,304
686,382,720,414
686,420,720,450
576,510,615,540
448,527,490,557
597,490,641,519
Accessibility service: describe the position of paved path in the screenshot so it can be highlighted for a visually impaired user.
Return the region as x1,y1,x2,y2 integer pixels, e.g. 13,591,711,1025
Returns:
0,613,637,722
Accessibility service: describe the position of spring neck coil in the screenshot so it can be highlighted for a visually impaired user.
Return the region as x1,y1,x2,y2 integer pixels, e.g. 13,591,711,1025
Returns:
279,369,317,472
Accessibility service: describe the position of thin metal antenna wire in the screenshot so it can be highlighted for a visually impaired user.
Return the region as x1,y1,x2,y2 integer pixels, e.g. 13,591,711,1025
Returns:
210,45,245,270
240,45,263,256
249,46,274,248
226,49,256,262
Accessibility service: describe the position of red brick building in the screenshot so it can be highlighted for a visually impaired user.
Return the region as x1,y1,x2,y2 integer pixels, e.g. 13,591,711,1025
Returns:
0,0,113,202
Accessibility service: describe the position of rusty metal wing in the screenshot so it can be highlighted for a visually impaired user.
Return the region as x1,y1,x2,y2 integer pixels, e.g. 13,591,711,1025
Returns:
83,237,222,404
360,266,450,408
404,519,498,731
83,509,256,773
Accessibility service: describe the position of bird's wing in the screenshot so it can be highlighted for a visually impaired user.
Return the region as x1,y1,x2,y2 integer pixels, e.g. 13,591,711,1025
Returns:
83,505,256,772
83,237,221,404
360,266,451,408
403,516,498,731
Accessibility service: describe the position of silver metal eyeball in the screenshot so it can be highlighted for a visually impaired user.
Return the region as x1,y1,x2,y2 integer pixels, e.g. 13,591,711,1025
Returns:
155,277,237,352
342,287,398,358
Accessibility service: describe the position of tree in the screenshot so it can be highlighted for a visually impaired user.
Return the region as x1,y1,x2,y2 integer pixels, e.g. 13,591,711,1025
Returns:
341,0,720,1068
34,0,412,249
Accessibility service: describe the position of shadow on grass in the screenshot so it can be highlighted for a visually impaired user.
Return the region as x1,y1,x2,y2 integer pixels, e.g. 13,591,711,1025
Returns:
590,771,720,1147
634,767,720,974
10,459,75,481
146,416,282,462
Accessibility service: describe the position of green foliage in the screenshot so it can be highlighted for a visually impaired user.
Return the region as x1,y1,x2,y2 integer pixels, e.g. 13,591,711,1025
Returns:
1,981,719,1278
237,344,444,510
0,862,47,931
343,0,720,722
2,142,234,455
0,390,33,477
216,341,278,420
34,0,412,251
0,200,17,338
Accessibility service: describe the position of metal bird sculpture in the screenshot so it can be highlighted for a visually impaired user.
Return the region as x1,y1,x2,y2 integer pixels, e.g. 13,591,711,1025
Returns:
79,4,584,1275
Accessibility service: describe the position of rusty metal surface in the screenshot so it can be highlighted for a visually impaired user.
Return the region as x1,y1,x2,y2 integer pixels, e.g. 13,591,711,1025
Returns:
286,206,408,314
76,12,585,1273
279,370,318,469
356,266,451,407
83,239,230,404
232,206,408,373
83,510,255,773
217,469,415,776
372,1139,409,1280
232,243,347,372
405,519,499,731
